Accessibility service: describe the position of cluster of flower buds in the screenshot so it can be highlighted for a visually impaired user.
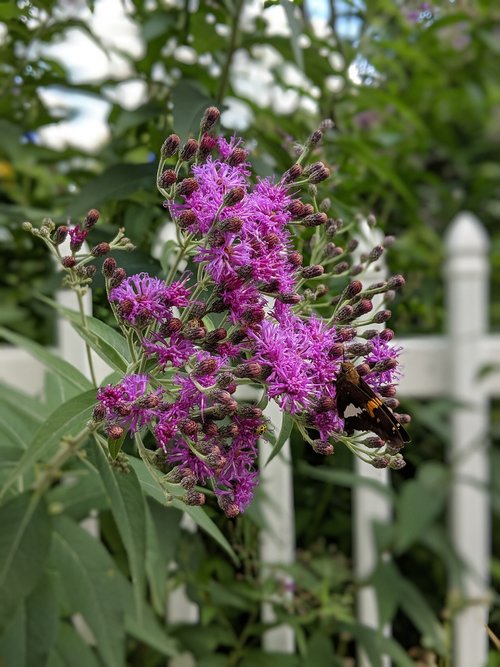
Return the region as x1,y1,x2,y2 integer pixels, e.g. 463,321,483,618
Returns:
27,107,410,516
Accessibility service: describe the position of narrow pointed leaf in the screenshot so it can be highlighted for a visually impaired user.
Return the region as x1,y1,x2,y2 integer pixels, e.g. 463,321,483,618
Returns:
265,412,293,465
0,326,92,392
0,494,51,633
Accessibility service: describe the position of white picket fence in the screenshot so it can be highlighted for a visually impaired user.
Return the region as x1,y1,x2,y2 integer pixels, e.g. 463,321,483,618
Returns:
0,211,495,666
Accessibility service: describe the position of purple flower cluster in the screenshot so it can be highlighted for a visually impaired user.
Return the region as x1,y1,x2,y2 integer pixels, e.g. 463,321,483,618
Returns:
92,108,409,515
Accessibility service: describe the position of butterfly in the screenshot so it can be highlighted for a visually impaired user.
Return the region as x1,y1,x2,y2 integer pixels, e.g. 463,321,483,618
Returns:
336,361,410,448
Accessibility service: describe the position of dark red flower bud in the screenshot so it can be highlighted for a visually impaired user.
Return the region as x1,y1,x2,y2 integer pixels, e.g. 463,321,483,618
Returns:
180,472,197,489
311,439,334,455
387,274,405,290
383,397,400,410
305,161,330,184
353,299,373,317
333,305,354,323
91,242,110,257
350,264,363,276
218,216,243,233
325,243,343,258
54,225,68,245
301,265,324,279
205,328,227,345
360,329,379,339
229,329,247,344
176,178,199,197
202,421,219,437
287,251,303,267
177,209,197,229
192,359,218,377
185,490,206,506
366,213,377,227
302,212,328,227
227,147,248,166
200,106,220,133
262,232,280,248
183,325,206,340
374,309,392,323
237,405,262,419
368,245,384,262
379,385,397,397
179,419,199,436
216,372,236,389
159,169,177,188
347,342,372,356
372,358,398,372
161,133,180,158
233,362,262,379
356,363,370,376
117,300,134,320
159,317,182,337
396,413,411,425
110,268,127,288
315,396,336,413
287,200,305,218
380,328,394,341
344,280,363,299
337,327,356,341
389,455,406,470
309,129,323,145
364,436,385,449
328,343,344,358
372,455,390,469
218,496,240,518
223,186,245,207
180,138,198,161
102,257,117,278
92,404,106,422
107,425,124,440
84,209,100,230
302,203,314,216
61,256,76,268
282,164,303,184
219,423,239,438
278,292,302,305
333,261,349,275
197,133,218,160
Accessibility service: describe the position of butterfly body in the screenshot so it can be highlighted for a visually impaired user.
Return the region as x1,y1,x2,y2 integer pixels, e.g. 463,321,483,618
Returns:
336,361,410,448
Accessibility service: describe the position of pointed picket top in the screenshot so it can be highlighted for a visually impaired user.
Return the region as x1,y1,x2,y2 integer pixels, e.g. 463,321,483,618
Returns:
445,211,489,256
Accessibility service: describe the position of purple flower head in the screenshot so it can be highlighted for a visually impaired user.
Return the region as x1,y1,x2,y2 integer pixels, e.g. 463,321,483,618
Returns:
97,374,162,433
109,272,190,326
143,331,195,369
363,334,402,390
69,225,88,250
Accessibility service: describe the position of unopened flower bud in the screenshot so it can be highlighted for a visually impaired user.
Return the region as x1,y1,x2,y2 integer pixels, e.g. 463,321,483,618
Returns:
380,329,394,341
315,396,336,413
372,455,390,469
325,243,343,258
22,221,33,232
344,280,363,299
333,261,349,275
176,178,198,197
372,358,398,373
159,169,177,188
205,328,227,345
333,305,354,323
54,225,68,245
347,342,372,356
379,385,397,397
61,256,76,269
396,413,411,425
366,213,377,227
356,363,370,376
183,325,206,340
102,257,117,277
197,133,218,161
200,106,220,133
218,496,240,518
349,264,363,276
328,343,344,358
177,209,197,229
180,138,198,161
161,133,180,158
84,209,100,230
179,419,199,436
216,372,236,388
302,203,314,216
287,251,303,267
180,472,197,490
309,129,323,145
302,212,328,227
159,317,182,336
374,309,392,323
237,405,262,419
185,490,206,506
287,200,305,218
91,242,110,257
227,147,248,166
233,362,262,379
218,216,243,233
192,359,218,377
110,268,127,288
368,245,384,262
92,404,106,422
353,299,373,317
301,265,324,280
384,397,400,411
223,186,245,207
387,274,405,290
364,436,385,449
107,425,124,440
278,292,302,305
311,439,334,456
305,161,330,184
282,164,303,184
389,454,406,470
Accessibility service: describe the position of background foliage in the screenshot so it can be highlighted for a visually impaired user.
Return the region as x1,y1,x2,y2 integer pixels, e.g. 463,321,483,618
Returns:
0,0,499,665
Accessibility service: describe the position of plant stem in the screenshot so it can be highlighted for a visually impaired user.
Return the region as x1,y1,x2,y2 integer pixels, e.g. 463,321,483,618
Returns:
76,289,98,387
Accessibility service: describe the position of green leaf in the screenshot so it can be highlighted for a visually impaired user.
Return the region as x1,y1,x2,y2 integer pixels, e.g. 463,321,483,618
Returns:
48,471,107,521
124,604,178,658
172,80,214,141
394,463,448,553
47,623,101,667
0,493,51,633
144,507,167,615
265,412,293,465
65,162,157,217
39,296,130,373
0,382,45,423
0,326,93,393
108,431,126,459
25,572,59,667
0,400,38,450
128,456,239,564
298,462,395,500
0,390,96,502
158,237,179,274
50,516,126,667
281,0,304,71
89,441,147,622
